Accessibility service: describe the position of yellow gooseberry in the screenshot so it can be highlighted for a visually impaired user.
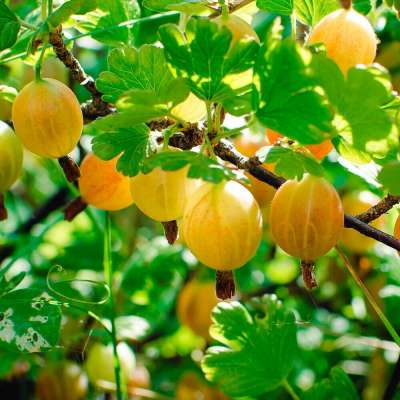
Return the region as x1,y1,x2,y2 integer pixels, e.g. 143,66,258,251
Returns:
12,78,83,159
176,373,229,400
394,215,400,253
79,153,133,211
270,174,344,261
182,180,262,271
171,92,207,123
177,278,218,339
266,129,333,160
308,8,377,74
130,166,197,222
234,134,276,207
36,362,88,400
341,192,385,253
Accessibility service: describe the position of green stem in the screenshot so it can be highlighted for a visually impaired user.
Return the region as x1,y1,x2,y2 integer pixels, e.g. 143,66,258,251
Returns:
18,18,36,30
336,246,400,348
291,13,297,41
35,45,47,81
205,102,217,159
104,212,123,400
283,379,300,400
41,0,48,20
47,0,53,15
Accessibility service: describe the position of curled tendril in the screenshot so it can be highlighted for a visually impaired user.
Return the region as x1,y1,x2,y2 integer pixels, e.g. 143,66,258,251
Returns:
46,265,110,306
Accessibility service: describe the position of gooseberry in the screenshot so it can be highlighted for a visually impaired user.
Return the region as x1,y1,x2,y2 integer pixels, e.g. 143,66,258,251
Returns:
270,174,344,287
395,215,400,249
79,153,133,211
177,278,218,339
36,362,88,400
308,8,377,74
341,192,385,253
12,78,83,180
266,129,333,160
171,92,207,123
234,134,276,207
0,121,23,220
130,166,197,222
182,180,262,271
85,342,136,390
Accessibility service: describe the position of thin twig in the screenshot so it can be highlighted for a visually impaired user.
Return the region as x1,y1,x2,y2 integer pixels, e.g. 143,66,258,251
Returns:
356,194,400,223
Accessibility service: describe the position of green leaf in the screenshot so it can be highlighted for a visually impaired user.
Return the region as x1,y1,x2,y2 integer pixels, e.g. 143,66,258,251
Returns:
143,0,209,14
202,297,298,397
0,272,25,297
304,366,359,400
96,45,189,115
256,39,333,145
312,55,395,159
0,2,20,51
47,0,98,27
91,124,150,177
159,18,259,107
377,161,400,195
0,289,61,353
143,150,238,183
353,0,372,14
91,0,140,46
255,0,339,25
258,146,325,179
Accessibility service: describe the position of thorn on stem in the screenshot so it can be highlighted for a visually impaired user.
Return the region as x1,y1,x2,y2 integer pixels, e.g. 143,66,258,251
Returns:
216,270,236,300
162,220,178,245
301,261,318,290
0,194,7,221
58,156,81,182
64,196,87,221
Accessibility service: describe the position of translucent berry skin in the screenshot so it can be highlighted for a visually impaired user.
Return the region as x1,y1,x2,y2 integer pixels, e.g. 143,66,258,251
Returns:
395,216,400,253
171,93,206,123
0,121,23,193
182,180,262,271
130,166,197,222
266,129,333,160
341,192,384,253
234,135,276,207
177,279,217,339
215,14,259,45
270,174,344,261
79,153,133,211
12,78,83,158
308,9,377,74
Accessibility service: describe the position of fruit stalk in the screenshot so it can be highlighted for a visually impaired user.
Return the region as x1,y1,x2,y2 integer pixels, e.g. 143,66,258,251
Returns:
58,156,81,182
64,196,88,221
103,212,123,400
340,0,352,8
300,261,317,290
161,221,178,244
0,194,7,221
216,270,236,300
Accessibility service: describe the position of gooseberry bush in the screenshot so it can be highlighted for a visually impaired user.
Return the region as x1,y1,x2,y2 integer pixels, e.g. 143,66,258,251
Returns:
1,0,400,399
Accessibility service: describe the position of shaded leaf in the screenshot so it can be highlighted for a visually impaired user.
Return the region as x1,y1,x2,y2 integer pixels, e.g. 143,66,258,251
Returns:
0,3,20,51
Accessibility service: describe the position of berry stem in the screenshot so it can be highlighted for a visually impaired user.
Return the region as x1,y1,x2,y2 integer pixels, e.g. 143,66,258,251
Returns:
64,196,87,221
336,245,400,348
216,270,236,299
103,212,124,400
35,44,48,81
340,0,352,9
300,261,317,290
0,193,7,221
283,379,300,400
161,220,178,244
58,156,81,182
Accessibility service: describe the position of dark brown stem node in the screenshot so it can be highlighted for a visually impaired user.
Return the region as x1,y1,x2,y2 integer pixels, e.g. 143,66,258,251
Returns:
58,156,81,182
0,193,7,221
64,196,87,221
216,270,236,300
301,261,318,290
161,220,178,245
340,0,352,9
